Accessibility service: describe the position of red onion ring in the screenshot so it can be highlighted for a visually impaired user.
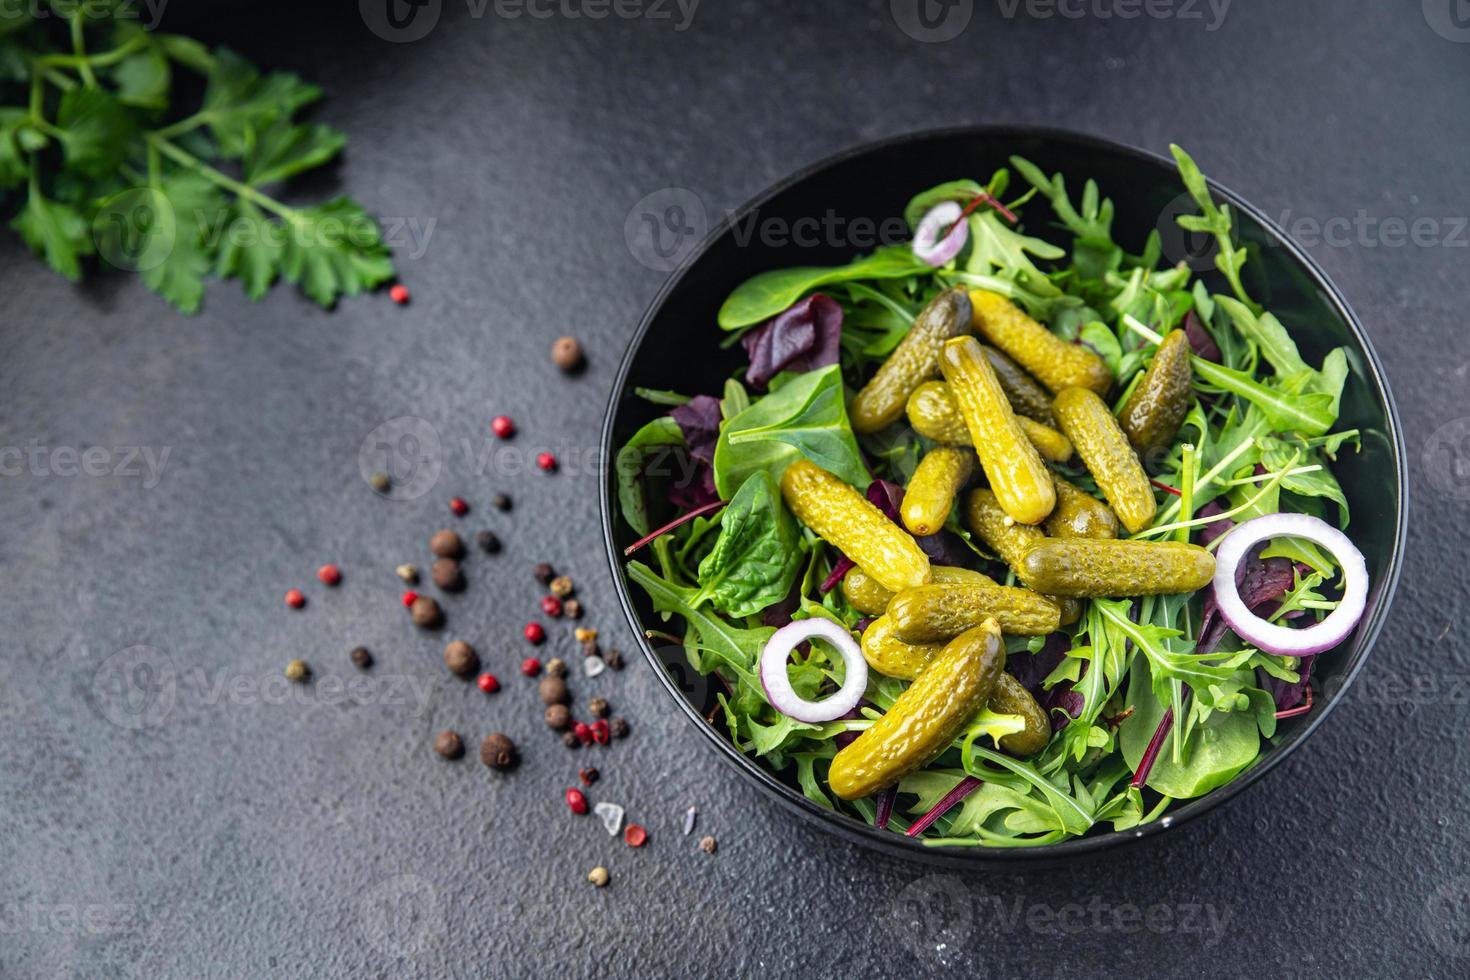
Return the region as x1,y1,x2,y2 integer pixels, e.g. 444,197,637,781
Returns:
912,201,969,267
758,618,868,723
1212,514,1368,656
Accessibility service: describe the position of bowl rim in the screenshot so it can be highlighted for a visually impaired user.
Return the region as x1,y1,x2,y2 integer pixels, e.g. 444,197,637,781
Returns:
599,124,1408,867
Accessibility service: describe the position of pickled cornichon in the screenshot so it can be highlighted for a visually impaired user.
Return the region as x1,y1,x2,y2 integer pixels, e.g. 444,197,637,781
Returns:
842,567,895,616
1018,538,1216,597
1052,387,1157,534
969,289,1112,395
1044,474,1120,540
781,459,932,592
989,673,1051,756
829,621,1005,800
940,337,1056,525
859,621,1050,756
901,447,974,536
905,382,1071,462
849,286,971,434
887,581,1061,641
962,488,1082,625
981,344,1056,425
1118,328,1193,460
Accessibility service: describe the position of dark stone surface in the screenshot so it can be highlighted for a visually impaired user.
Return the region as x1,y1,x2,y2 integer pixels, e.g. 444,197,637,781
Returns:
1,1,1464,976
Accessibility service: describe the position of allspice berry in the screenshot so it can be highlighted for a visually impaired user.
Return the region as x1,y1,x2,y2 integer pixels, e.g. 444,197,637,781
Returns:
430,529,465,559
552,336,585,372
480,733,516,770
410,595,444,629
539,675,568,705
444,640,479,676
434,731,464,759
544,704,571,730
432,558,465,592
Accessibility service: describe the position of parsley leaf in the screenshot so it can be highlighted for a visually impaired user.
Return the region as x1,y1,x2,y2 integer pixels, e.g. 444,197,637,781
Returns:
280,197,395,307
10,182,92,280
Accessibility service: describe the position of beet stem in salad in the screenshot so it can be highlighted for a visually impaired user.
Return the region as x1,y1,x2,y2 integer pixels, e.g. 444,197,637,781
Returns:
905,777,983,837
623,499,727,556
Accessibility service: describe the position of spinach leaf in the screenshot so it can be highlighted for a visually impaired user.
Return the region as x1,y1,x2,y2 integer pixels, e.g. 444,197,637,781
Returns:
1119,664,1260,799
615,416,685,536
717,247,932,329
692,472,804,618
712,364,867,499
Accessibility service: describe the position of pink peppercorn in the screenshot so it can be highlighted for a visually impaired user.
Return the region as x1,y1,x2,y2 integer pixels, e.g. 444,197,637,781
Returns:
536,452,557,472
566,788,589,814
389,284,409,304
285,589,306,609
317,564,341,586
478,673,500,694
524,623,545,644
541,595,563,617
449,497,469,516
491,416,515,439
402,591,419,608
521,657,541,677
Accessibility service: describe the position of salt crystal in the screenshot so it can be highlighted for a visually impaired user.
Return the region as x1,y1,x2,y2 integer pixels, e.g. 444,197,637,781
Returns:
594,801,624,836
584,656,606,678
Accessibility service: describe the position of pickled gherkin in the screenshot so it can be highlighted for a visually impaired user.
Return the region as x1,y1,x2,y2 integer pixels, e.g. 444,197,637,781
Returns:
849,287,971,434
905,382,1071,462
964,487,1045,570
1044,474,1119,540
981,344,1056,425
901,447,974,536
969,289,1112,395
830,621,1005,800
1052,387,1157,534
1119,328,1193,459
842,567,895,616
1019,538,1215,597
859,622,1050,757
989,673,1051,756
780,459,931,592
887,581,1061,641
940,337,1056,525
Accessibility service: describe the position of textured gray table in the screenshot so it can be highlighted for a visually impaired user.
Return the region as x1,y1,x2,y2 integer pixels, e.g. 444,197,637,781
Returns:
3,1,1465,976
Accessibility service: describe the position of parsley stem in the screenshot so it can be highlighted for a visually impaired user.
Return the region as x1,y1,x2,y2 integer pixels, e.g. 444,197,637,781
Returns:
145,133,300,223
38,31,147,71
151,112,210,141
68,16,97,87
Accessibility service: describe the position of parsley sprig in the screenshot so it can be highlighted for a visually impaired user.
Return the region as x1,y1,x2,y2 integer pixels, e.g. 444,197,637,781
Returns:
0,7,395,312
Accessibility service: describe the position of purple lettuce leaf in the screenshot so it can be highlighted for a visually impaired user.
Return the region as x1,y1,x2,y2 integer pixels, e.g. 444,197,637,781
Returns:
1184,309,1222,363
1198,543,1298,655
741,294,843,390
865,479,969,567
667,461,719,514
670,394,722,465
1259,654,1315,711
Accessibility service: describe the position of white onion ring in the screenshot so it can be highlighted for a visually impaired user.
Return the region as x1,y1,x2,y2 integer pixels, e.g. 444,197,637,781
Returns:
758,618,868,723
912,201,969,267
1213,513,1369,656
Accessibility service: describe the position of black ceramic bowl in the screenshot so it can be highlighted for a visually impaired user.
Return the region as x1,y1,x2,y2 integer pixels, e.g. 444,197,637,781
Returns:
600,127,1406,866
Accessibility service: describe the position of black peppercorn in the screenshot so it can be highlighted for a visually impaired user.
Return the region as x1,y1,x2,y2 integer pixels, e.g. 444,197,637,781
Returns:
561,731,580,749
579,767,599,786
475,530,501,554
544,704,571,730
493,493,511,511
533,562,555,585
432,557,465,592
539,676,568,705
610,718,629,739
350,646,373,670
480,733,516,770
430,529,465,559
434,731,464,759
604,649,625,671
563,598,583,620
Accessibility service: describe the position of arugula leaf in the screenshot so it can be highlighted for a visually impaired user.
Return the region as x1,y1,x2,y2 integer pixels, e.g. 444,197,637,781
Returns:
1169,144,1258,313
692,472,804,618
10,183,91,280
1009,155,1115,243
55,87,135,178
717,246,932,329
902,179,984,229
964,210,1064,297
279,198,395,307
712,363,867,498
